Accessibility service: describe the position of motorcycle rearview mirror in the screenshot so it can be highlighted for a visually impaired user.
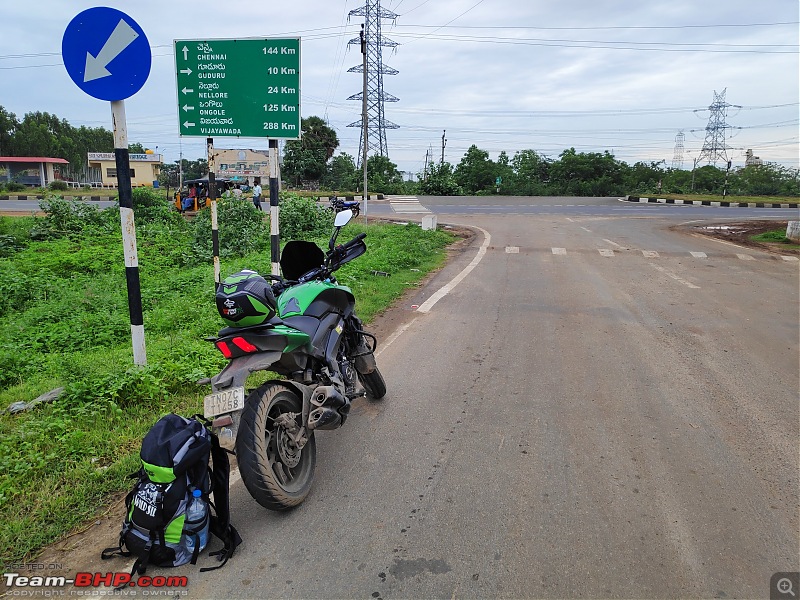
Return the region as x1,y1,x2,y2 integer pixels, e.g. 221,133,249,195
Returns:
334,209,353,227
329,209,353,251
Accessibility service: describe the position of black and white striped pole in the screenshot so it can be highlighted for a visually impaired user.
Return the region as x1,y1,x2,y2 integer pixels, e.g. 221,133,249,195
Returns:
207,137,221,286
269,138,280,276
112,100,146,365
61,7,153,367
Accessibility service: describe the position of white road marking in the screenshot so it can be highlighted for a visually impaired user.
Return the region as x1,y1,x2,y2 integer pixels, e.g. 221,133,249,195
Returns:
505,246,519,253
552,247,567,255
598,249,615,257
389,195,431,213
737,254,755,261
642,250,660,258
581,227,592,232
417,226,492,313
650,264,700,289
690,252,708,258
781,256,799,262
375,317,420,357
603,238,626,249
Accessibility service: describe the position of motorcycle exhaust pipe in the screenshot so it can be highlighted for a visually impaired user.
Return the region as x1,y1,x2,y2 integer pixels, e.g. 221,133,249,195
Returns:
307,386,350,430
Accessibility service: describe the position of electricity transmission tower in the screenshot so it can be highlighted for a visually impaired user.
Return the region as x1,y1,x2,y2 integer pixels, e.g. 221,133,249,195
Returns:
347,0,399,166
672,131,685,169
696,89,734,167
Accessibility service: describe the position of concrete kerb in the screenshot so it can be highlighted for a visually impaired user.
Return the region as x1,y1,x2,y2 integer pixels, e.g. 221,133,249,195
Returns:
621,195,799,209
0,195,106,201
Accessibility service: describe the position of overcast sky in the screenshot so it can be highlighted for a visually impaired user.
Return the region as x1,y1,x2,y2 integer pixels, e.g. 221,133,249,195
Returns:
1,0,797,175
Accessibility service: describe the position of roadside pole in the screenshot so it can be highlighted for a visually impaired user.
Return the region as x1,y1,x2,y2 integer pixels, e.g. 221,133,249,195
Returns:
208,137,220,286
269,139,280,277
112,101,146,365
62,7,152,367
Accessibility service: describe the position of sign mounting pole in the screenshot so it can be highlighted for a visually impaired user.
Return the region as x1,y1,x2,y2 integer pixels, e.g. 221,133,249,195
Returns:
63,7,152,366
208,137,220,286
269,139,280,277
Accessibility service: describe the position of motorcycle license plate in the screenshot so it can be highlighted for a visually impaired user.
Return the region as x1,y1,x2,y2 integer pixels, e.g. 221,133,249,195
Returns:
203,386,245,419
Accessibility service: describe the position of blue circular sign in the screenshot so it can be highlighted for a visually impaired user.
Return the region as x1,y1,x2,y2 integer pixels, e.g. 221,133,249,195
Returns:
62,7,151,101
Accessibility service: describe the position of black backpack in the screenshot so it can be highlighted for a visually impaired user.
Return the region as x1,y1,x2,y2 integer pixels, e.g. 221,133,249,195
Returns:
102,414,241,577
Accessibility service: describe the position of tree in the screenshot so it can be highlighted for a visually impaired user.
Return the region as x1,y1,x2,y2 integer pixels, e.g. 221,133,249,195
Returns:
624,161,666,194
418,162,461,196
366,155,403,194
0,107,18,156
322,152,358,191
731,163,800,196
509,149,550,195
454,145,496,193
282,116,339,186
549,148,624,196
128,142,146,154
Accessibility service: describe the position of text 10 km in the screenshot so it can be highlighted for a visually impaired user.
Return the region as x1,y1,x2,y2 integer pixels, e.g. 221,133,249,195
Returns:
263,47,297,55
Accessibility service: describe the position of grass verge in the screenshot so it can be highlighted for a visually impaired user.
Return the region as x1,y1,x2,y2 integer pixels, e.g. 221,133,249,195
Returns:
0,207,455,564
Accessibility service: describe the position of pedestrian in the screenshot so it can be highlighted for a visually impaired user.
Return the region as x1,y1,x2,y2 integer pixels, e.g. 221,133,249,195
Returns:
252,181,263,210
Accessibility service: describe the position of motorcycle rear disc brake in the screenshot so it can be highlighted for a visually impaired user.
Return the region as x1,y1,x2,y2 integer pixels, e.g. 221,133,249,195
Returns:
276,425,302,468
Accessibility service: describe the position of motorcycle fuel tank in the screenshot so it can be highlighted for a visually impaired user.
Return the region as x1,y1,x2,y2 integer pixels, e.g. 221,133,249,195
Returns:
277,280,355,319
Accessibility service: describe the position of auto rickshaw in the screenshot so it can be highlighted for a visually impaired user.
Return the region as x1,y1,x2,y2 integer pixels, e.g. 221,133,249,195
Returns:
174,177,232,212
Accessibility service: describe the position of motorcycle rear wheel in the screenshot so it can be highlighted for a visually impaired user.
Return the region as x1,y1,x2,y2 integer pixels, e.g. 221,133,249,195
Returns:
358,366,386,400
236,382,316,511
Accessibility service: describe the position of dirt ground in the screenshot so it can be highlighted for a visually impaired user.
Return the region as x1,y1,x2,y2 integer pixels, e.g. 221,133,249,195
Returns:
677,220,799,255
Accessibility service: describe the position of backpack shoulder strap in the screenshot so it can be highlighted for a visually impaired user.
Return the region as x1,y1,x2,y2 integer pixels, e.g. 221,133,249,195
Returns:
201,432,242,572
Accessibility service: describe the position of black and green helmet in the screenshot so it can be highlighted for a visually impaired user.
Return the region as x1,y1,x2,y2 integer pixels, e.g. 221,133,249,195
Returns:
215,270,276,327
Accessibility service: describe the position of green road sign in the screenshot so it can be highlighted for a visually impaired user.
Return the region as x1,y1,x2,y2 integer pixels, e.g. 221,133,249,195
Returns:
174,38,301,139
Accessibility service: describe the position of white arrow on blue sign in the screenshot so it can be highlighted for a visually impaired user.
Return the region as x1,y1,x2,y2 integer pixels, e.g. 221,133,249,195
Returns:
62,7,151,101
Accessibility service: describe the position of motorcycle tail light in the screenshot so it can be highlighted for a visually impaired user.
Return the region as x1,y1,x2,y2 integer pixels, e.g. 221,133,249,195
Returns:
215,341,233,358
232,336,258,353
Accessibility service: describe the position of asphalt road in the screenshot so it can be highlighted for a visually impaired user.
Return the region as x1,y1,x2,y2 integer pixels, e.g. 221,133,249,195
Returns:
177,198,799,599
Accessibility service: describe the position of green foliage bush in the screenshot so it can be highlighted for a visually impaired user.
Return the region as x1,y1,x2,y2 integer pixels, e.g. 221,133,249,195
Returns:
189,196,270,264
4,182,26,193
278,192,334,240
49,180,68,192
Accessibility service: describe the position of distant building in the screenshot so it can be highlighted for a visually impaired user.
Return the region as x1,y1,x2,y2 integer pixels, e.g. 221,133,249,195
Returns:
87,152,163,187
745,149,763,167
215,148,271,185
0,156,70,187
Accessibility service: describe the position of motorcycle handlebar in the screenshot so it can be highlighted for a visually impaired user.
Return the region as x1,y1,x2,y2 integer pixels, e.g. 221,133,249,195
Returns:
338,233,366,251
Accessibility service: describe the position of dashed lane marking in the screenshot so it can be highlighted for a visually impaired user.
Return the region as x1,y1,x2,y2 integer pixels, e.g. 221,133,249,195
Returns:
650,264,701,289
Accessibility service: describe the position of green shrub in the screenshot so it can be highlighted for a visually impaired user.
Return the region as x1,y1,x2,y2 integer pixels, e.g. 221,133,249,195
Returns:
49,180,68,192
278,192,333,240
37,196,118,238
189,197,270,264
5,182,26,193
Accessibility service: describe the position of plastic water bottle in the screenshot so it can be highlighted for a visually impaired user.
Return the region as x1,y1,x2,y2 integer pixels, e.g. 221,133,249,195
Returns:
184,489,208,554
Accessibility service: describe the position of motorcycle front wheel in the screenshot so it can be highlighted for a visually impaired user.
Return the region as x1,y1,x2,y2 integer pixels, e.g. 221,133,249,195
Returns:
358,366,386,400
236,382,316,511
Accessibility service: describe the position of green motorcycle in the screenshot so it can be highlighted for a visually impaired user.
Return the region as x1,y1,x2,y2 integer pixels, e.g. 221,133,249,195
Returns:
201,210,386,510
